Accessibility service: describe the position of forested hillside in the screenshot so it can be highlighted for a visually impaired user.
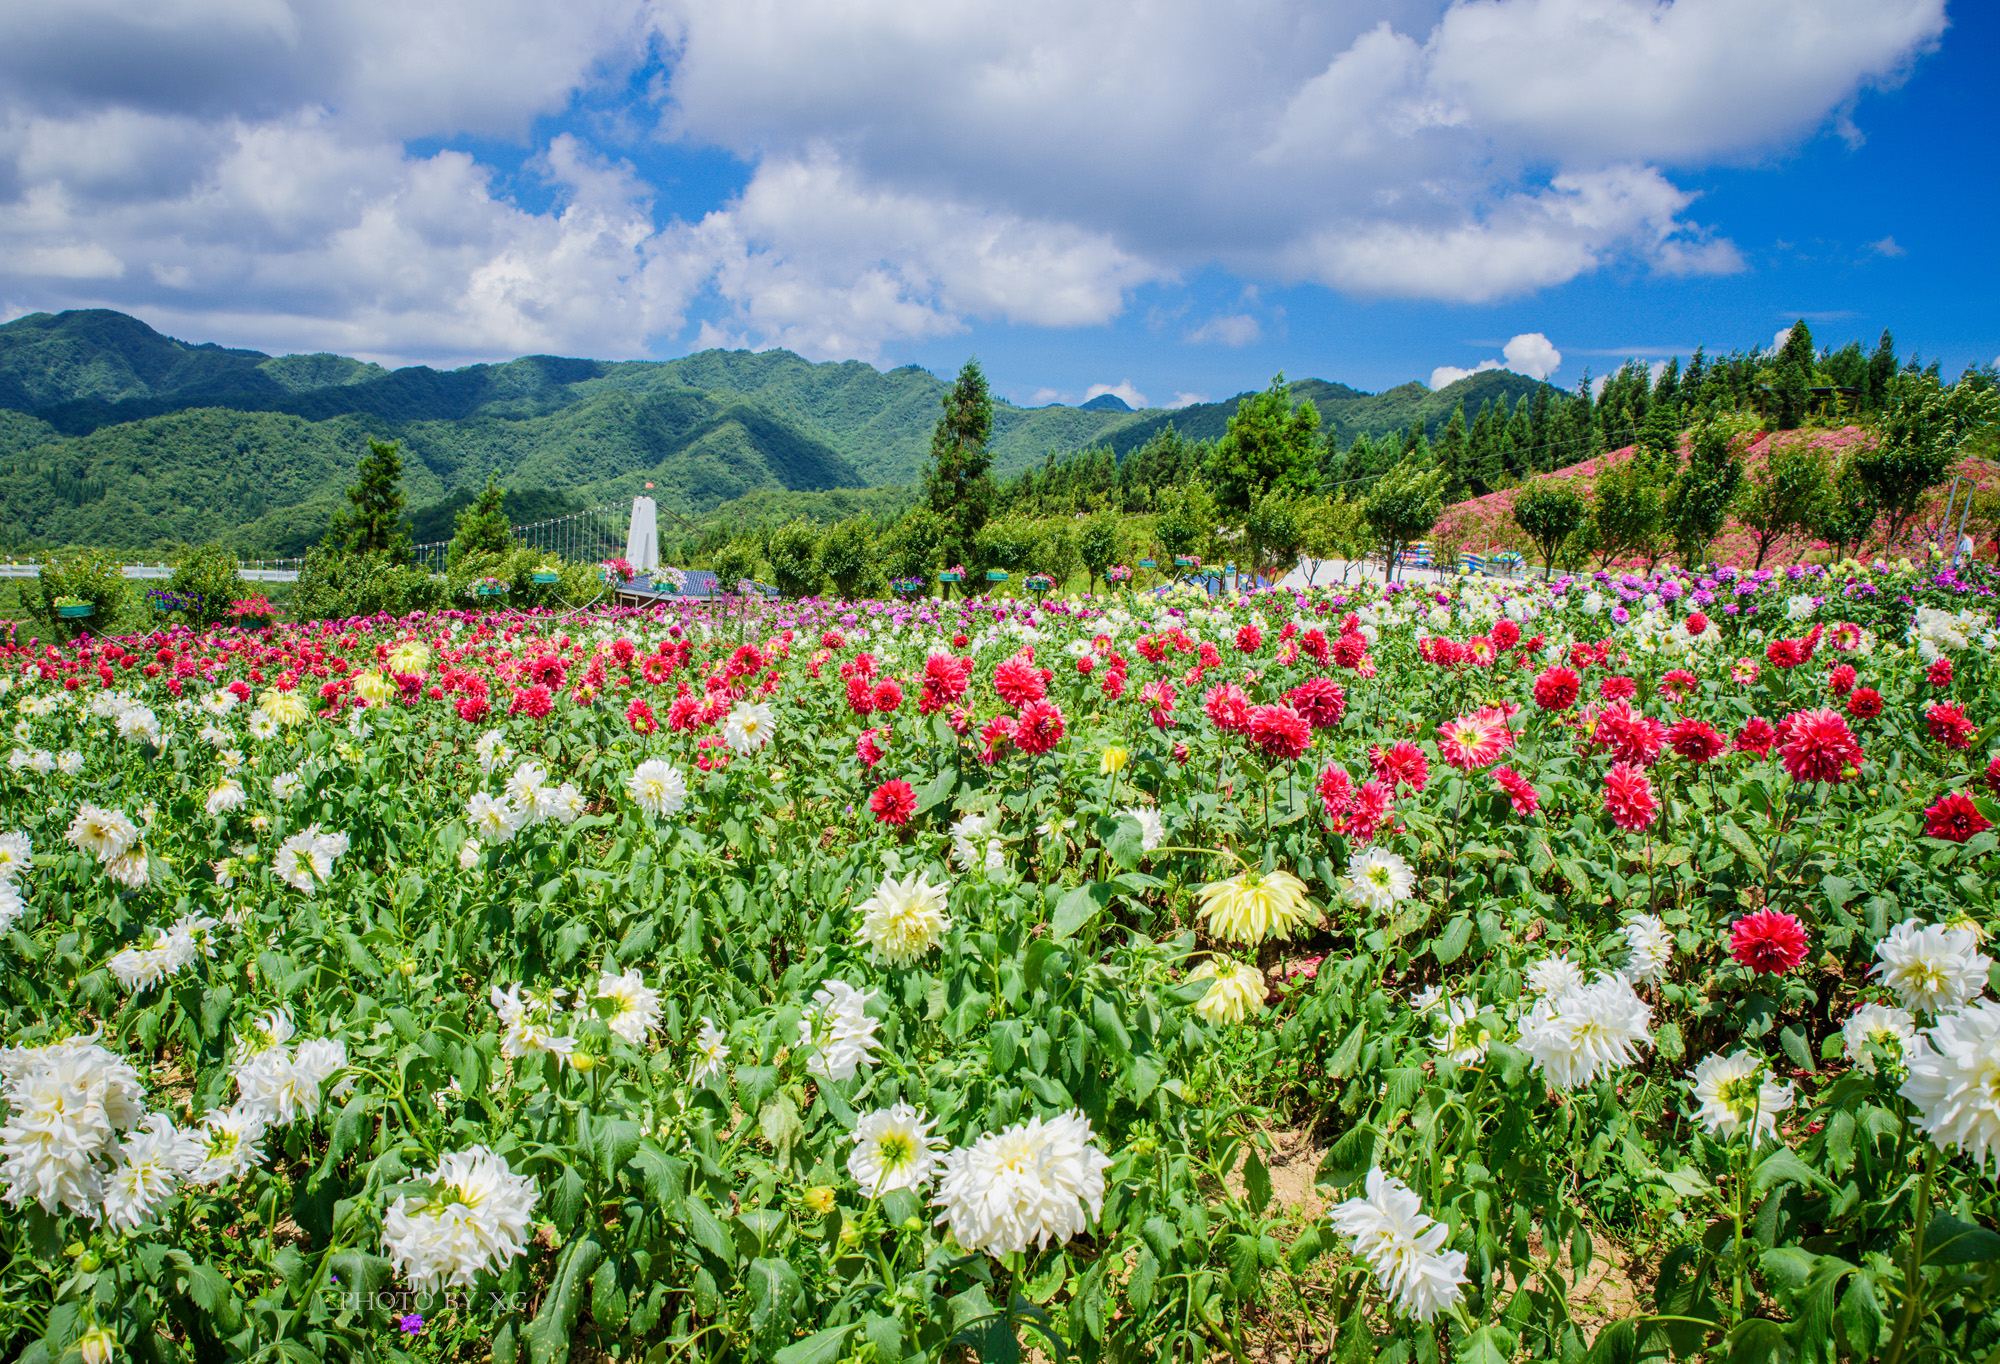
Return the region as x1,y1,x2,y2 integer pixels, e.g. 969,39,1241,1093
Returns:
0,309,1585,554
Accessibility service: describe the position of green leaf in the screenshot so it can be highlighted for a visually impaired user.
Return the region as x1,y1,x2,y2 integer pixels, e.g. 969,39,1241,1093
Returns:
914,768,957,817
1317,1123,1376,1189
1778,1025,1815,1075
1051,881,1112,941
681,1193,735,1265
1329,1019,1366,1078
772,1325,857,1364
1244,1149,1271,1215
1432,915,1472,965
1456,1326,1516,1364
1128,1245,1159,1309
524,1236,603,1364
1924,1214,2000,1265
747,1257,804,1337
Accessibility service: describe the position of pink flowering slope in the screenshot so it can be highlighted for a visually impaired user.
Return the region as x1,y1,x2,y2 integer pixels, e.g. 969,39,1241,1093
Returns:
1431,426,1997,570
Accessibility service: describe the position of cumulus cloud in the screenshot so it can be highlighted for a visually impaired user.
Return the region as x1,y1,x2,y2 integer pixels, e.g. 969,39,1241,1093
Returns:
1185,313,1261,347
1868,235,1906,257
0,0,1950,362
1430,330,1563,389
1083,380,1148,408
1166,391,1209,409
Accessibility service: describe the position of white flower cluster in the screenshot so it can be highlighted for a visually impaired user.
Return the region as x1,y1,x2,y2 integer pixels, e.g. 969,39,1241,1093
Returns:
0,830,31,932
1909,604,1988,662
0,1035,147,1218
1343,848,1416,913
847,1102,944,1196
382,1145,540,1292
473,729,515,774
274,824,350,894
1842,1003,1917,1074
582,969,663,1046
231,1010,349,1128
949,813,1008,879
931,1110,1111,1257
465,762,583,843
798,980,882,1081
1900,1000,2000,1174
108,912,220,994
1329,1168,1469,1322
490,984,576,1063
1516,971,1653,1091
722,701,775,753
65,803,150,889
1621,914,1674,985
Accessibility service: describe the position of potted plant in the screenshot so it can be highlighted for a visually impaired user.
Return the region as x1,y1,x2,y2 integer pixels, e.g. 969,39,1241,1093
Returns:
600,557,634,586
985,569,1010,583
53,595,93,620
471,576,508,598
938,564,965,583
530,563,561,585
1106,564,1133,585
1024,572,1054,594
891,576,926,598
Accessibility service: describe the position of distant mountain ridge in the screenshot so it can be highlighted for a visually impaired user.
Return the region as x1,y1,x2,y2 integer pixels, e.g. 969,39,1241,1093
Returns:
0,309,1554,553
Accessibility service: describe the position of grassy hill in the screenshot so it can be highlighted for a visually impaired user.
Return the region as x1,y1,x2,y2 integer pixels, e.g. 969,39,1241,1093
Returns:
0,309,1557,554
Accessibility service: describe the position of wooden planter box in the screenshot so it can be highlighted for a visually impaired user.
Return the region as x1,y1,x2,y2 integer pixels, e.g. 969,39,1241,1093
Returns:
55,603,94,619
531,572,560,585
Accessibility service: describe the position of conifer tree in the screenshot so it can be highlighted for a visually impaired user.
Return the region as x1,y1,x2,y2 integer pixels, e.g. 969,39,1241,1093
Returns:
923,360,996,563
1204,373,1322,512
326,437,413,564
448,473,512,568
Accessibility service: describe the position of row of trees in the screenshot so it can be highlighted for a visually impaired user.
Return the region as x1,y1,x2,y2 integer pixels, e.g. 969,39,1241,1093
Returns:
1507,367,2000,576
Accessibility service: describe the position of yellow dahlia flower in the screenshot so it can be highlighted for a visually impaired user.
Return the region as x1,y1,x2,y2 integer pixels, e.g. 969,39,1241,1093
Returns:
1187,959,1268,1024
1196,867,1317,945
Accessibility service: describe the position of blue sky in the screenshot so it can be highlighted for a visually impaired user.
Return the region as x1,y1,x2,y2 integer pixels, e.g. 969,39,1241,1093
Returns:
0,1,1987,409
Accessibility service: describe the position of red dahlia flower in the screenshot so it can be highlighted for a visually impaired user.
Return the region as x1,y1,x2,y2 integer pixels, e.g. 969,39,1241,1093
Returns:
1828,663,1856,696
1014,700,1067,755
1492,765,1540,816
1777,708,1863,784
1924,702,1976,751
872,679,904,713
868,779,917,825
994,653,1047,707
1733,715,1778,756
1437,711,1510,771
1766,638,1807,670
1246,704,1312,763
1370,741,1430,793
1603,761,1659,832
1924,791,1991,843
1846,688,1884,719
1333,632,1368,669
1285,677,1347,729
1235,623,1262,652
1987,755,2000,796
1591,700,1667,767
1533,666,1581,712
1203,683,1252,734
1667,718,1726,764
1729,910,1809,975
1491,618,1521,651
625,698,657,734
1599,675,1638,702
1927,657,1954,689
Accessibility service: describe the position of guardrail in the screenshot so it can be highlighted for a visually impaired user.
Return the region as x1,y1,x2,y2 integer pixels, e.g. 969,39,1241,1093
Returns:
0,564,300,582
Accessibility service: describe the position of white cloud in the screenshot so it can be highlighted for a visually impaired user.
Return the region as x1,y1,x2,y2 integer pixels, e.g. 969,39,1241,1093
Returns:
1502,331,1561,379
1185,313,1261,347
0,0,1949,362
1869,235,1906,257
1430,359,1502,391
1083,380,1148,409
1430,330,1563,389
1166,391,1209,409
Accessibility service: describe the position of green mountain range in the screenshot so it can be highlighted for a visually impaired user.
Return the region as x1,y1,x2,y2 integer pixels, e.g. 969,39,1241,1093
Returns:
0,308,1550,554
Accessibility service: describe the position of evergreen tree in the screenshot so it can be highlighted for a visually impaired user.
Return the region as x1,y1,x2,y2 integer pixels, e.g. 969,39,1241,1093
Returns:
448,473,512,568
1683,346,1708,397
1436,401,1470,501
923,360,996,562
1867,330,1898,405
326,437,413,564
1652,356,1682,410
1635,398,1682,470
1204,374,1321,513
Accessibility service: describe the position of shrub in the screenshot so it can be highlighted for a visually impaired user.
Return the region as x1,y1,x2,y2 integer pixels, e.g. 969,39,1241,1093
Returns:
165,542,246,629
30,550,130,640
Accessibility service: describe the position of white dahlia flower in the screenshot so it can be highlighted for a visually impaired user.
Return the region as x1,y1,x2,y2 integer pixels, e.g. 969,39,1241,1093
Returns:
205,779,247,816
67,804,139,864
1688,1052,1794,1144
0,831,31,880
1430,996,1492,1067
466,792,525,843
473,729,515,774
457,837,485,870
847,1103,944,1196
1187,959,1267,1025
1872,920,1991,1016
274,824,348,894
587,969,662,1045
1621,914,1674,985
184,1104,268,1186
383,1146,540,1292
1516,973,1653,1091
627,759,689,819
1116,806,1166,853
1899,1000,2000,1173
0,882,22,934
932,1111,1111,1257
722,701,775,753
102,1114,192,1232
690,1018,730,1084
798,980,882,1082
854,870,953,967
1342,847,1415,914
0,1036,148,1217
1525,952,1588,999
1843,1003,1917,1074
1328,1168,1469,1323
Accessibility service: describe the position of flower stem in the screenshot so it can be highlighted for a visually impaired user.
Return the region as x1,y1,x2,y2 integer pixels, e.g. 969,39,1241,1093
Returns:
1882,1147,1938,1364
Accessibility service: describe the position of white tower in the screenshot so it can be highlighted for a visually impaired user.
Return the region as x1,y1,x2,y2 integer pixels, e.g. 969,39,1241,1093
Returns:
624,497,659,573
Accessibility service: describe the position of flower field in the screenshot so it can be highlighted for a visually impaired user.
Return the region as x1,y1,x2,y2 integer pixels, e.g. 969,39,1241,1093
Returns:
2,561,1998,1364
